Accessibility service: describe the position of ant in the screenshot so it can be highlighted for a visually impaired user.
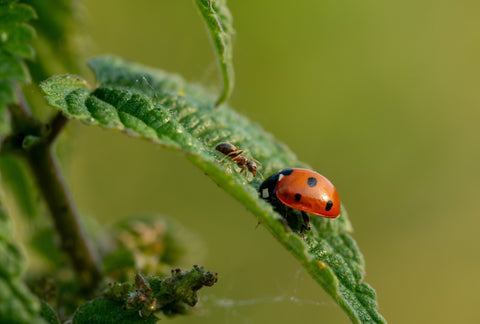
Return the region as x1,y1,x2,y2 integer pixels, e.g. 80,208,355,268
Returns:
215,142,263,179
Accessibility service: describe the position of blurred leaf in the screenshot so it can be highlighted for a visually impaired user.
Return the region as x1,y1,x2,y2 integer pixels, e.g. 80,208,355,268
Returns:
102,248,136,280
0,51,30,82
0,240,23,278
0,155,40,219
0,0,36,81
102,215,199,282
0,195,12,239
193,0,234,106
39,301,59,324
15,0,86,120
0,277,45,324
22,0,85,82
0,196,45,324
40,55,385,323
73,298,157,324
0,80,14,136
0,1,36,60
0,80,15,104
29,226,68,266
0,0,36,135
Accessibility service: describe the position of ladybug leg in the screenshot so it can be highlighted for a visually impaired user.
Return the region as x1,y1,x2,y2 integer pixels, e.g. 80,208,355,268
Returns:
277,205,292,232
301,211,311,232
279,217,290,232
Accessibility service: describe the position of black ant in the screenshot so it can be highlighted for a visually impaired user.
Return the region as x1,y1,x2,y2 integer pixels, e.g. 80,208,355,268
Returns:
215,142,263,179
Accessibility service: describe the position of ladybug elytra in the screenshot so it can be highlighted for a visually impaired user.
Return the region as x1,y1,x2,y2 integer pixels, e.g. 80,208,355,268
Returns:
259,168,340,231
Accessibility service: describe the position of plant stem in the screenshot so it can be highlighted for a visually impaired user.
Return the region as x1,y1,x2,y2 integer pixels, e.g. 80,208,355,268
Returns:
26,139,102,290
47,112,69,143
9,100,103,290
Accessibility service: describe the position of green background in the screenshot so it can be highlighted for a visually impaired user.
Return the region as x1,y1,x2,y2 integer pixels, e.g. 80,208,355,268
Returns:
62,1,480,323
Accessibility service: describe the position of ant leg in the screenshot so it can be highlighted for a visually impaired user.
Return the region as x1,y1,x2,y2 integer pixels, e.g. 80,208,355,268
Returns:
219,150,244,163
218,155,229,163
229,153,244,164
230,150,244,159
250,157,262,167
256,169,264,179
237,166,248,179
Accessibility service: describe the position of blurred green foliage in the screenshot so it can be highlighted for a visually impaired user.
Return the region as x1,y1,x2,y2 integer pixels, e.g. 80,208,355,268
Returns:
102,215,196,282
0,199,45,324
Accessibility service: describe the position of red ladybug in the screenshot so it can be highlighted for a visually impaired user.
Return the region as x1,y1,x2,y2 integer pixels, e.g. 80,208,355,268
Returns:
259,168,340,231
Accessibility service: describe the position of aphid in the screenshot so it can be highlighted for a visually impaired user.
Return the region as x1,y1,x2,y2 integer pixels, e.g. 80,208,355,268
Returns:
215,142,263,179
259,168,340,232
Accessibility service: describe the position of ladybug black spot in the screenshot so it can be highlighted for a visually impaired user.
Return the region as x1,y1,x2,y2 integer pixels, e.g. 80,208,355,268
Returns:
307,177,317,187
281,168,294,176
295,193,302,202
325,200,333,211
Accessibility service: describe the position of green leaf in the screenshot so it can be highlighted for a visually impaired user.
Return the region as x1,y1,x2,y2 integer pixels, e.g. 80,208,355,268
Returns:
0,277,44,324
22,0,86,82
29,226,68,266
147,266,218,316
0,51,30,83
0,82,13,136
0,5,36,59
0,196,45,324
39,301,59,324
0,240,23,278
0,80,15,104
73,298,157,324
102,215,194,282
0,0,36,80
0,0,36,136
0,155,40,220
100,267,217,319
41,55,386,323
0,196,12,240
193,0,234,106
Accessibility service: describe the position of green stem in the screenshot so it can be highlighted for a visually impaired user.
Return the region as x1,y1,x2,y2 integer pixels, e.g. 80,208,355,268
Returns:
46,112,69,143
7,98,103,290
26,140,102,290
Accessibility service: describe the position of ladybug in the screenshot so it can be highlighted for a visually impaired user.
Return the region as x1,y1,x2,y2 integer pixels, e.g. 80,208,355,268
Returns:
259,168,340,232
215,142,263,179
